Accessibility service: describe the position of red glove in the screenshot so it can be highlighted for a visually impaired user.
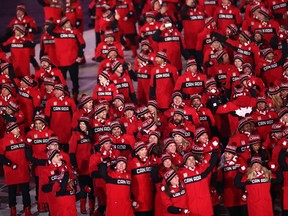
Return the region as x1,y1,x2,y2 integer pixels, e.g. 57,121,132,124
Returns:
268,161,278,172
238,164,247,174
281,140,288,149
211,137,219,150
181,209,190,214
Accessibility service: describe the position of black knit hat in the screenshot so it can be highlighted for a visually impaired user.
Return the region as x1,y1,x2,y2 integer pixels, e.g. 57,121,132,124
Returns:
6,122,18,133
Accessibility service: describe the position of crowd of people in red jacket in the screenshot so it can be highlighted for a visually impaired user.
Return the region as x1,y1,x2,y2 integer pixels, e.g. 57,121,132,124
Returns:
0,0,288,216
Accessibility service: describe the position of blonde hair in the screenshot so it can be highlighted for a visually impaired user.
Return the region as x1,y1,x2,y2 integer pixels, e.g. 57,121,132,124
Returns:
176,138,191,154
247,166,272,181
271,95,283,111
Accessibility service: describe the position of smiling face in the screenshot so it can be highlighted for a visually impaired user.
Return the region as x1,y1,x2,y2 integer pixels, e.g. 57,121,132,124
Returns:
137,147,147,158
35,120,45,130
185,156,196,168
166,143,177,154
116,161,126,172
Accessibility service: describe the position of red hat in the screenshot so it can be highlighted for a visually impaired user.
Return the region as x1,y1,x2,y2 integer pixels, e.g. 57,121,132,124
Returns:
124,103,135,112
44,77,54,86
137,53,148,62
99,134,112,145
161,153,171,163
54,84,65,92
240,30,252,41
2,83,13,95
14,24,25,35
205,17,215,27
140,40,152,50
238,116,254,131
195,127,207,140
242,63,253,71
47,149,60,161
78,116,90,124
190,94,201,101
99,70,110,80
215,50,227,61
239,74,250,84
234,54,244,62
191,145,204,155
248,134,261,145
225,143,237,155
114,94,125,104
148,130,161,139
156,50,167,61
47,136,59,146
134,141,146,153
110,121,121,131
280,82,288,90
234,84,245,94
258,7,271,18
227,24,238,35
250,155,262,165
268,84,280,95
142,118,156,130
104,29,114,38
93,104,106,116
164,169,177,182
116,156,127,164
271,123,283,133
205,77,216,88
102,9,113,19
34,114,47,125
136,106,149,118
44,19,53,26
1,63,9,72
22,76,34,87
6,122,18,133
172,128,186,138
7,101,18,112
278,107,288,119
173,109,185,118
112,60,122,73
40,55,51,64
172,91,183,99
283,61,288,71
78,94,93,108
262,48,273,58
187,59,197,68
17,4,26,12
145,11,155,19
282,128,288,138
60,16,70,26
256,96,266,104
107,46,118,56
147,100,157,108
250,4,260,14
163,137,175,150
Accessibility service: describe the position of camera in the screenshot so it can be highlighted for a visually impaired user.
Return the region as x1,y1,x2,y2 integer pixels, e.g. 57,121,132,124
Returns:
164,23,172,28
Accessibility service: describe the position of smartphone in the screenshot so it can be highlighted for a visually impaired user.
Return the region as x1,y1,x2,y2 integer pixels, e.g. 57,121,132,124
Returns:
164,23,172,28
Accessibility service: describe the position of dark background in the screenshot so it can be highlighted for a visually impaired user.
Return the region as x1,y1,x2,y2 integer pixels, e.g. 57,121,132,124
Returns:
0,0,91,43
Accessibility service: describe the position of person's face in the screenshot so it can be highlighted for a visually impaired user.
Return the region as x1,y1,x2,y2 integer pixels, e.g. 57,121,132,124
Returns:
188,65,197,73
16,9,24,18
103,141,112,150
114,99,123,108
174,134,183,144
222,53,229,64
97,110,107,120
116,161,126,171
47,142,59,150
148,105,156,113
191,98,201,108
137,147,147,158
211,40,221,49
149,135,158,144
144,112,152,119
239,34,247,43
273,132,282,140
243,67,252,75
14,29,22,37
266,53,274,61
257,102,266,111
112,126,121,137
234,59,242,68
163,159,172,168
108,51,117,60
52,153,62,164
222,0,230,6
170,175,179,186
20,80,28,88
141,45,149,52
79,122,87,132
242,123,252,132
173,96,182,106
125,109,134,118
63,21,71,29
155,57,164,65
116,65,123,74
35,120,45,130
84,100,93,110
41,60,50,69
166,143,177,154
252,143,261,151
224,152,234,161
2,68,8,75
99,75,108,83
254,33,262,42
173,114,183,124
198,133,209,143
1,88,10,97
185,156,196,168
105,36,114,44
54,89,64,98
11,127,20,136
153,1,161,10
281,89,288,99
146,17,154,23
257,13,265,21
6,107,13,115
252,163,262,172
45,85,54,92
281,113,288,123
